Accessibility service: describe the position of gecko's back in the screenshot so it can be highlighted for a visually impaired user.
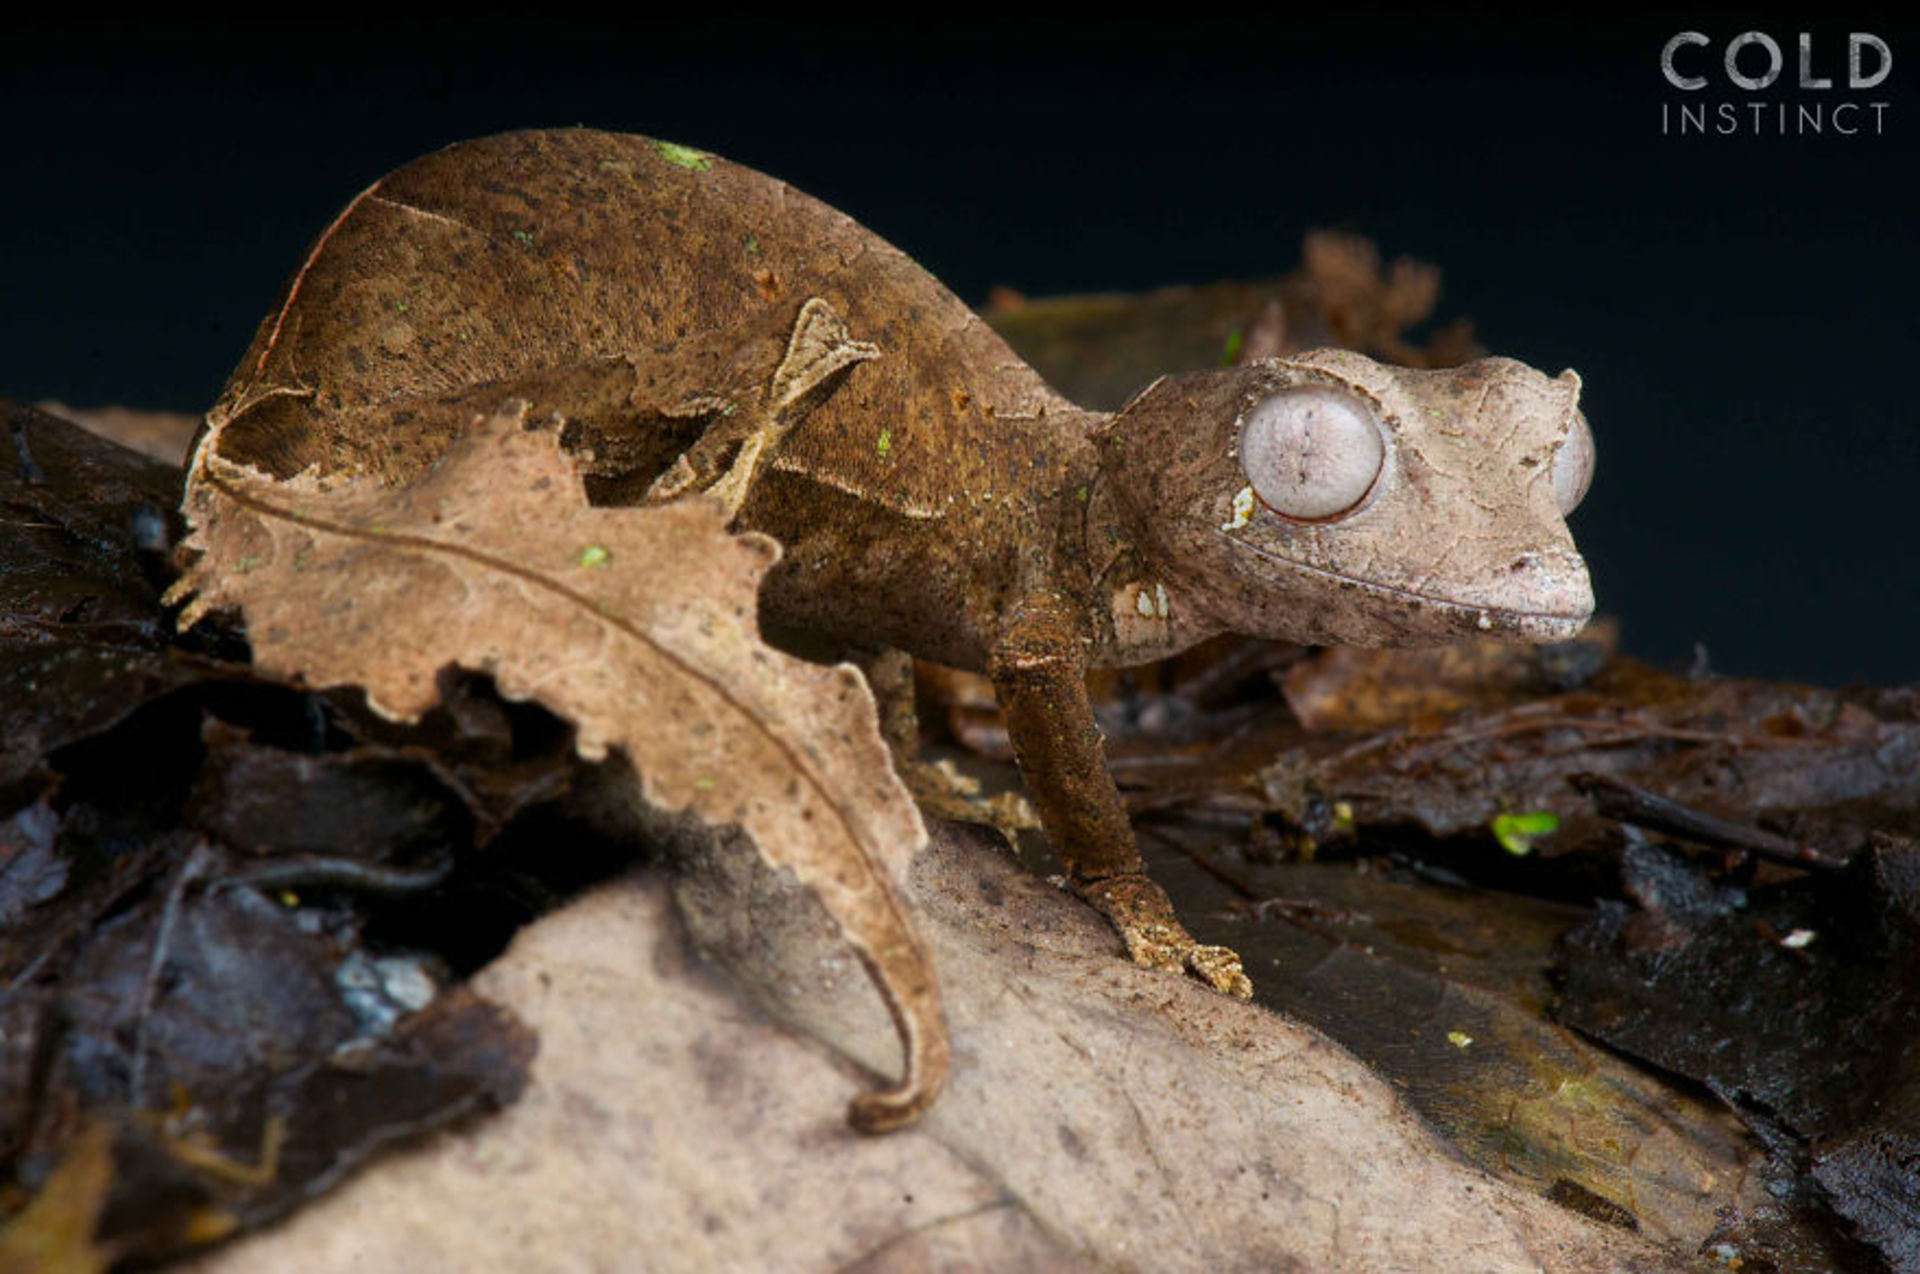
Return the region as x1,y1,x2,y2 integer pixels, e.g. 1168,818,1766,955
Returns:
218,131,1060,497
210,128,1095,666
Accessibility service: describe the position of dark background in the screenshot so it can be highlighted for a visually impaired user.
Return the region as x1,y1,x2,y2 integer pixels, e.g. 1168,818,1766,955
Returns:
6,13,1915,686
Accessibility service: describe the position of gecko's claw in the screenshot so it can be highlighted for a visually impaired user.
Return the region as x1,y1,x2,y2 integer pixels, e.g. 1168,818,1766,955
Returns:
1077,873,1254,1000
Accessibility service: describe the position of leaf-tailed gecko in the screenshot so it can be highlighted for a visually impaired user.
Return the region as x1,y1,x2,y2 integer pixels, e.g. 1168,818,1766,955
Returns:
202,128,1594,1000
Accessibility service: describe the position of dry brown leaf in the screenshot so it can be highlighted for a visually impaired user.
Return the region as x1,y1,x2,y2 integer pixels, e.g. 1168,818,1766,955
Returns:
166,402,945,1130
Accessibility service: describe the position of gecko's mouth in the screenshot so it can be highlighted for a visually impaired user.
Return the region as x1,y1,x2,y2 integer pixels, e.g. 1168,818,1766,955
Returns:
1222,534,1593,643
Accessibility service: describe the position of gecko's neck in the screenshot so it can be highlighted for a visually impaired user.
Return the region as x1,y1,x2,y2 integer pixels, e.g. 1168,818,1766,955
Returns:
1075,426,1225,669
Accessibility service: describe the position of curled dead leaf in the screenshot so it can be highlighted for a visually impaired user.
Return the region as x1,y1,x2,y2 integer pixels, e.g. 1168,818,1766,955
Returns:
167,402,946,1130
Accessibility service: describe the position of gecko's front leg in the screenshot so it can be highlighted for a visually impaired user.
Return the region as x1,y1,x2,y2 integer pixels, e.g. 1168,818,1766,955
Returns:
991,592,1252,999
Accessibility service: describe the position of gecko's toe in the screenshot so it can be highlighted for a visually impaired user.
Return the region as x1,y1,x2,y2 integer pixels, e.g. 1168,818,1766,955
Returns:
1077,873,1256,999
1185,944,1253,1000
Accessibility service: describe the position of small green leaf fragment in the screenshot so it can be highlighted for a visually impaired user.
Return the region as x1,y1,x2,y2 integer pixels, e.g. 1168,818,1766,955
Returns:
392,299,409,313
235,554,261,574
694,777,717,792
1492,810,1559,856
1447,1031,1474,1049
1331,801,1355,833
654,140,713,171
1076,484,1089,504
511,228,535,247
577,544,611,569
876,428,893,457
1220,328,1245,366
743,234,760,255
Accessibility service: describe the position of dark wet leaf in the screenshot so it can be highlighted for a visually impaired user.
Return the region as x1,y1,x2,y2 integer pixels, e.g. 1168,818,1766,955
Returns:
185,718,471,862
0,399,180,647
0,801,66,924
5,826,536,1264
1557,857,1919,1138
1241,653,1920,871
0,400,230,797
1875,833,1920,927
1813,1038,1920,1274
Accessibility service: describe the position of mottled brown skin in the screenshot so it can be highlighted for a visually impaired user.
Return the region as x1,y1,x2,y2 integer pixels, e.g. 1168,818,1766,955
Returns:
208,128,1595,1000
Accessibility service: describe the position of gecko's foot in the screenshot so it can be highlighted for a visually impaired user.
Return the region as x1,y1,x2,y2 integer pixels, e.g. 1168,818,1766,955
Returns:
1075,873,1254,1000
898,756,1040,842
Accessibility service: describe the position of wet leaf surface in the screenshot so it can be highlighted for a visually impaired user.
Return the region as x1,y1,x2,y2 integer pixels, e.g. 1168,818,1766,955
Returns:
0,402,226,799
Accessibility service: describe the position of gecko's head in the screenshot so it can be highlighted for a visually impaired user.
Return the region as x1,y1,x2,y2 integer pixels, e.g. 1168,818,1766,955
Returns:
1093,349,1595,646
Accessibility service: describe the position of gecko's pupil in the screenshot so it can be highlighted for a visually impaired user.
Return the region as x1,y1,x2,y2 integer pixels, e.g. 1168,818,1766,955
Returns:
1240,387,1384,522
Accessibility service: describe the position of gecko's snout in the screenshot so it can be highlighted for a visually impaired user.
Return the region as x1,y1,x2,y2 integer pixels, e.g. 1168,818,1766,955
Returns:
1474,546,1594,639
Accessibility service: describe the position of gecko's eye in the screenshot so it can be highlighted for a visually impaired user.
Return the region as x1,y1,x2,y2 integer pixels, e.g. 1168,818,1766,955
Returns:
1550,409,1595,516
1240,387,1384,522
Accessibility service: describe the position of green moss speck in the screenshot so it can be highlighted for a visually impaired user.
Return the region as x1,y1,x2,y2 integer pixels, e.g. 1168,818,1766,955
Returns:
511,228,535,247
876,428,893,458
1219,329,1245,366
577,544,611,569
655,141,713,171
744,234,760,255
1492,810,1559,856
